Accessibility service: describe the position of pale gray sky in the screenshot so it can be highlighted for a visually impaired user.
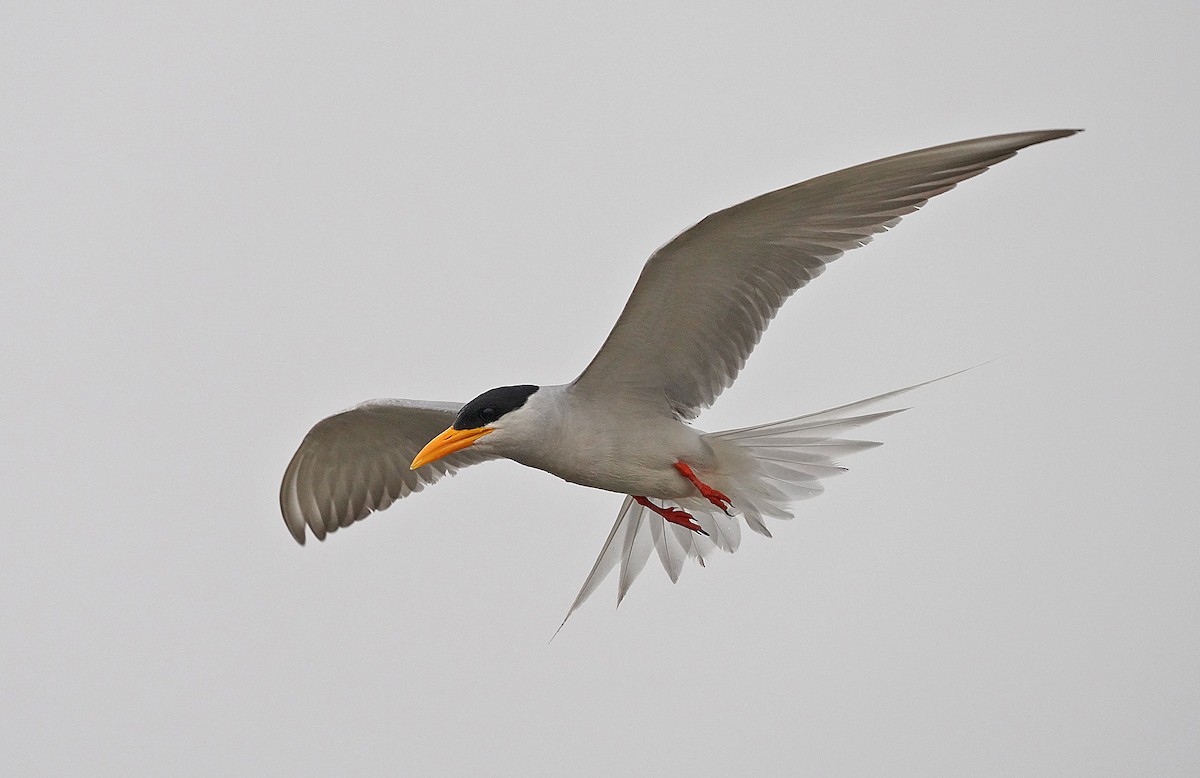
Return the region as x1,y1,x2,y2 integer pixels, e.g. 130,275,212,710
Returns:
3,2,1198,775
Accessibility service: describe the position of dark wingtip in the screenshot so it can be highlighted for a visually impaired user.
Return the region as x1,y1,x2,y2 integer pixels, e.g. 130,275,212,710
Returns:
286,521,307,546
1030,128,1083,144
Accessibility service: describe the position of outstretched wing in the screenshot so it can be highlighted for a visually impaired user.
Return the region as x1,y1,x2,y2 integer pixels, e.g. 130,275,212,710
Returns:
279,399,496,544
571,130,1078,419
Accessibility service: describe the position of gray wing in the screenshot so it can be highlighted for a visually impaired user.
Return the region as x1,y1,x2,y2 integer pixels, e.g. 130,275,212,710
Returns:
279,399,496,544
571,129,1078,419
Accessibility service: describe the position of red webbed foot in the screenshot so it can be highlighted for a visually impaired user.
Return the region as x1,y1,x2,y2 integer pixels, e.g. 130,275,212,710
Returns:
633,496,709,536
674,461,734,515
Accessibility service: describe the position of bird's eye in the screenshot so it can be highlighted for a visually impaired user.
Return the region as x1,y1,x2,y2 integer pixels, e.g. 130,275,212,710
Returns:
479,407,498,423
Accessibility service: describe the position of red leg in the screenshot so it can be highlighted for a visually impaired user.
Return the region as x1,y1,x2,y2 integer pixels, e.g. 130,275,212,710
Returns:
633,496,709,536
674,461,734,515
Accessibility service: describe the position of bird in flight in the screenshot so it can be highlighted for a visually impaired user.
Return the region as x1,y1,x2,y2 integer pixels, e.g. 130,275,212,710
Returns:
280,129,1078,628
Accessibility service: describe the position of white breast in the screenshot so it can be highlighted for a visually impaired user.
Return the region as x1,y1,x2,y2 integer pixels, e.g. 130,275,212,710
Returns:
490,384,713,498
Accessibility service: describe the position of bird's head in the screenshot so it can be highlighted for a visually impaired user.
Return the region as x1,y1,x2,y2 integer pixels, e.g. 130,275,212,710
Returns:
410,384,540,469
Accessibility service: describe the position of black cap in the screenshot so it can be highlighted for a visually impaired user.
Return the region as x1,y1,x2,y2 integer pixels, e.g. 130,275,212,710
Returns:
453,385,539,430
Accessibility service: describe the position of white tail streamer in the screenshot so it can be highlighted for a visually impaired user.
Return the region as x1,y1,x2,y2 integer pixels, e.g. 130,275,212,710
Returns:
553,372,966,637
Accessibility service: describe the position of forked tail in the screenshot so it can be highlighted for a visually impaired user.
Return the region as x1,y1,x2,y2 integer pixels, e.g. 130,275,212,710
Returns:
552,371,969,638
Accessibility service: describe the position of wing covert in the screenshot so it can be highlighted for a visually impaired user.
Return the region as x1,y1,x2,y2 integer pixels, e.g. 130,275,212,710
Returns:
571,130,1078,418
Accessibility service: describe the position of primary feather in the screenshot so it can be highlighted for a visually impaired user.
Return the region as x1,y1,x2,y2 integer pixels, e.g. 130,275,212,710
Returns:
279,399,495,543
571,130,1076,419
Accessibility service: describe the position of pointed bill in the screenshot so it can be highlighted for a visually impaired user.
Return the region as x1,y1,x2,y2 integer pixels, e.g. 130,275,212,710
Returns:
410,426,493,470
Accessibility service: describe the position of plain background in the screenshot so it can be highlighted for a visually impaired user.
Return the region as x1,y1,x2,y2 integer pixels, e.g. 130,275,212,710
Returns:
3,2,1197,775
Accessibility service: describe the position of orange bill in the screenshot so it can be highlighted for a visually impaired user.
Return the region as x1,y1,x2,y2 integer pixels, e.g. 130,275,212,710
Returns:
410,426,493,469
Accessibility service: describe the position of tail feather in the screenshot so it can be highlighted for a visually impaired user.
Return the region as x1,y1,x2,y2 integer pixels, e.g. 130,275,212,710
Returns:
553,372,965,637
617,507,654,604
720,408,907,441
743,438,884,456
649,517,687,582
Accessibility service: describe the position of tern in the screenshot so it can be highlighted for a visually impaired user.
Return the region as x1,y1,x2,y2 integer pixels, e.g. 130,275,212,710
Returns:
280,129,1077,627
